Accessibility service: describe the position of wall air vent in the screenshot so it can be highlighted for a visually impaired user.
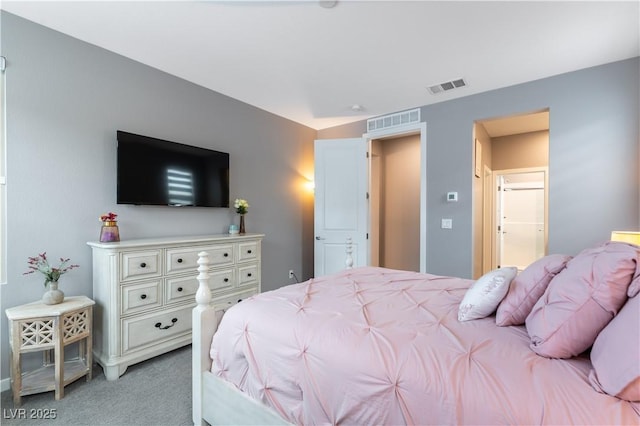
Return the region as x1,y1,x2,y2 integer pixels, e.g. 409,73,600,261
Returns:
428,78,467,95
367,108,421,132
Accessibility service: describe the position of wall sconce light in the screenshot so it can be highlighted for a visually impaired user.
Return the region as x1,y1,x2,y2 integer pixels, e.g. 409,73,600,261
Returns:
304,180,315,192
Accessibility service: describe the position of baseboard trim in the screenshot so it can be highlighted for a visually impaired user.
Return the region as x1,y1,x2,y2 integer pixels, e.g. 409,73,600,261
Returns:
1,377,10,392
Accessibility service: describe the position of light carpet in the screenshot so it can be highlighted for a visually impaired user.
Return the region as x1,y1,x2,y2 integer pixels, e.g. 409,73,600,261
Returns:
0,345,192,426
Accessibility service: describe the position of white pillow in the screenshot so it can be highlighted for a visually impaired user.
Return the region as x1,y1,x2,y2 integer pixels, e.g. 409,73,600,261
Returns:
458,267,518,322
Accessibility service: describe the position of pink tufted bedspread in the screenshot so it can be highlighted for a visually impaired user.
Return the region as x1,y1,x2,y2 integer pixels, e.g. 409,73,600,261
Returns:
210,267,640,425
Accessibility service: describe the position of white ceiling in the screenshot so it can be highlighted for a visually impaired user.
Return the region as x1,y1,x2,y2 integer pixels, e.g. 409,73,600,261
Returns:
2,1,639,130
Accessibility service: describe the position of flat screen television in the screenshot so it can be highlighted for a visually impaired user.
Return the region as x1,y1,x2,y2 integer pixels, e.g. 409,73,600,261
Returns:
117,131,229,207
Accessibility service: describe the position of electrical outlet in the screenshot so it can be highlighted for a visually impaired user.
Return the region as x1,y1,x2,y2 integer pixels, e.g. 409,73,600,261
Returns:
288,269,294,279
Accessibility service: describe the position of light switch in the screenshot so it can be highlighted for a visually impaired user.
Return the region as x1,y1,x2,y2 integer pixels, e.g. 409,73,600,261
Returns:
441,218,453,229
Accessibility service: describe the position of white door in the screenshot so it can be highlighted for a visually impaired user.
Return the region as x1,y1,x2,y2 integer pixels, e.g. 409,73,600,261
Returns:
497,171,546,270
314,138,368,276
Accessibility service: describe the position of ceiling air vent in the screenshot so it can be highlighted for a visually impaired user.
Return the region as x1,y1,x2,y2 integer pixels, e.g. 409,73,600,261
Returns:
428,78,467,95
367,108,421,132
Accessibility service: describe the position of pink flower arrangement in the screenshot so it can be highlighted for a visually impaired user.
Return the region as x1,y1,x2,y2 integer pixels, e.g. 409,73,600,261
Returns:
24,252,79,286
100,212,118,222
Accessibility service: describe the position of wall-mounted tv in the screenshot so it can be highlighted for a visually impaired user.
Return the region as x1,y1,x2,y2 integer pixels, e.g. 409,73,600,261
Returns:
117,131,229,207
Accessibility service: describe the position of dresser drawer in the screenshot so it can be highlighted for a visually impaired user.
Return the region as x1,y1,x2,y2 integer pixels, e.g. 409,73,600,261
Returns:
205,245,235,266
209,268,235,291
121,280,162,315
165,248,201,275
165,275,198,305
166,269,235,305
237,241,259,262
238,263,259,286
121,250,161,281
213,288,259,312
121,305,192,354
165,245,234,274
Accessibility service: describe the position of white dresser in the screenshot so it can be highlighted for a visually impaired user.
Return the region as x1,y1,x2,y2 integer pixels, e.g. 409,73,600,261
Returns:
87,233,263,380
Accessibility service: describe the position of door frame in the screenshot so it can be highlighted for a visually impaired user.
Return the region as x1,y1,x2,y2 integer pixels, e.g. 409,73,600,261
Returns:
363,122,427,273
491,166,549,270
482,164,494,274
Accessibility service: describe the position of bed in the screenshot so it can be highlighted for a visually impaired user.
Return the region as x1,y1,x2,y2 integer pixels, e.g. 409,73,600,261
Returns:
192,243,640,425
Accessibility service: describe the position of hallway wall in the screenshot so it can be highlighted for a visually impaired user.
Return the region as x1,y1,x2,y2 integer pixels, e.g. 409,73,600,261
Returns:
378,135,421,271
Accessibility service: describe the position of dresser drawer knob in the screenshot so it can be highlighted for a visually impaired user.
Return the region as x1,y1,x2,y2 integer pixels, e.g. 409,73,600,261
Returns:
177,287,183,292
177,258,183,263
224,278,229,283
140,294,147,300
223,253,229,257
155,318,178,330
140,262,147,268
237,299,243,303
247,272,252,277
247,249,252,254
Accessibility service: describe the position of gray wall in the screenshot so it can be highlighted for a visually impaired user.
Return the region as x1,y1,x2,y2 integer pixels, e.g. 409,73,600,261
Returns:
319,57,640,278
1,12,316,381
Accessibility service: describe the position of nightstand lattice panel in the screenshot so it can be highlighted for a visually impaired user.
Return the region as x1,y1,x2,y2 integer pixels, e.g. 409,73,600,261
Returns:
63,309,89,342
20,319,54,349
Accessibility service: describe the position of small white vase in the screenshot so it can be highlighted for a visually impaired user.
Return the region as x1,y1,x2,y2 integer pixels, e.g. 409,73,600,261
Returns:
42,281,65,305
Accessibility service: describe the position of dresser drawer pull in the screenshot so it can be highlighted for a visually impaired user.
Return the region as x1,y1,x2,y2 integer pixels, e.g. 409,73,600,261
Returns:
155,318,178,330
247,272,252,277
223,253,229,257
177,287,183,292
238,299,243,303
224,278,229,283
140,294,147,300
177,258,183,263
140,262,147,268
247,249,252,254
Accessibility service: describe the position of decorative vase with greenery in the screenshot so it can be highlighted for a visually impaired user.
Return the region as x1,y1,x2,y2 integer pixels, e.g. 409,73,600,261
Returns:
234,198,249,234
24,252,79,305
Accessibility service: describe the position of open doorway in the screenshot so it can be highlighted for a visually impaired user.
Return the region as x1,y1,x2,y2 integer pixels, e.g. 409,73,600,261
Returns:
474,110,550,277
369,134,421,272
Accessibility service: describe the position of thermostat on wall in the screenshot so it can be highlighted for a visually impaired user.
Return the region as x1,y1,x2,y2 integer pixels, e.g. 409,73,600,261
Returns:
447,192,458,202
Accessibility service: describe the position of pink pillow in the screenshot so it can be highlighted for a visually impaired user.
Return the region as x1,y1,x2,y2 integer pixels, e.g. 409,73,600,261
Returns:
628,271,640,298
496,254,571,326
526,241,639,358
589,295,640,402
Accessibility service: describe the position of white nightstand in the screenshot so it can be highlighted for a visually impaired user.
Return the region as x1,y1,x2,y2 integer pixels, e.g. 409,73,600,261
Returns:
5,296,95,406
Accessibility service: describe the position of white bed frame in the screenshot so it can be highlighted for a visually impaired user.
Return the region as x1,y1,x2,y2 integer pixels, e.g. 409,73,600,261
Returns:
192,240,354,425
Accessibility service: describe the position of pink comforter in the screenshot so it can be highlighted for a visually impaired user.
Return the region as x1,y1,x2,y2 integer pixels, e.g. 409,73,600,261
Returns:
210,267,639,425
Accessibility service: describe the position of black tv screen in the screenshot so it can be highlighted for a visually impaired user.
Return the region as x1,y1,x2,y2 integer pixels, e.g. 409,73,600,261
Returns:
117,131,229,207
